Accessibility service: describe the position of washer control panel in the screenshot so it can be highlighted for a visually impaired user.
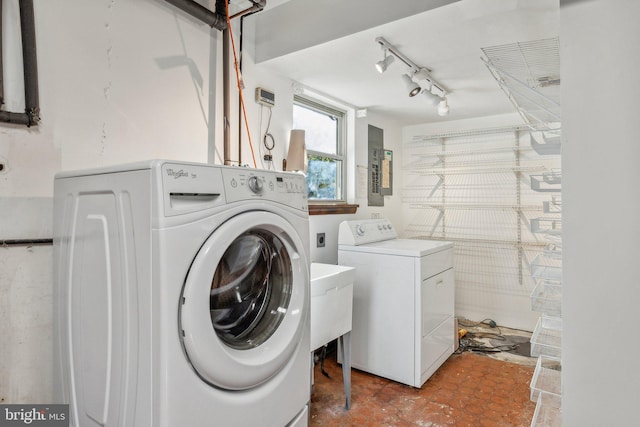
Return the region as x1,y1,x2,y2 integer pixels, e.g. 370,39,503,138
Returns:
160,162,308,215
222,168,307,212
338,218,397,245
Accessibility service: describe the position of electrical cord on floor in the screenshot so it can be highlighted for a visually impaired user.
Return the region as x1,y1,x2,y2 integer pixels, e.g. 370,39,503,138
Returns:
319,345,331,379
313,345,332,379
455,318,517,354
455,337,518,354
458,318,505,340
458,318,498,328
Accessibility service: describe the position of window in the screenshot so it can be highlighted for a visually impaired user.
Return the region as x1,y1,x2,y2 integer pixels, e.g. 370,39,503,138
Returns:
293,95,346,203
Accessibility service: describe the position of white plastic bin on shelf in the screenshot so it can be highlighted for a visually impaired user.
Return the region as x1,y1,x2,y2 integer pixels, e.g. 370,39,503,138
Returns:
543,195,562,214
530,130,562,156
530,254,562,282
310,263,355,351
531,393,562,427
530,281,562,316
530,316,562,358
531,217,562,236
530,170,562,192
530,355,562,408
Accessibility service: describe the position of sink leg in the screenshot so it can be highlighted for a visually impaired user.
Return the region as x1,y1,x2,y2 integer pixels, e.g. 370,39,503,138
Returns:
338,332,352,410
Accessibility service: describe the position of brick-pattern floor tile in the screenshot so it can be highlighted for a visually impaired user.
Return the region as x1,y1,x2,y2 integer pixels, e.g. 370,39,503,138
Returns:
310,352,535,426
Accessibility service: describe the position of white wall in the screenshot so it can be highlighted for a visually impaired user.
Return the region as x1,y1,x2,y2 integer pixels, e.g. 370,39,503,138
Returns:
0,0,219,403
561,0,640,423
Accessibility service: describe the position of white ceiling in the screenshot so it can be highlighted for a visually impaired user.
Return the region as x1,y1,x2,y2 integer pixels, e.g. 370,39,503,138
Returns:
250,0,560,126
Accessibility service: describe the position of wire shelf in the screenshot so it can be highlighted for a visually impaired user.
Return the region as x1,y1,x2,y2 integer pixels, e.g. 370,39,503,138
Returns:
403,124,562,377
482,38,561,127
403,202,544,211
406,165,546,176
410,124,531,142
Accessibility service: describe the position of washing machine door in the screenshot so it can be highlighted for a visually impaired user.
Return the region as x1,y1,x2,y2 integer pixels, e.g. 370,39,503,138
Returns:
180,211,308,391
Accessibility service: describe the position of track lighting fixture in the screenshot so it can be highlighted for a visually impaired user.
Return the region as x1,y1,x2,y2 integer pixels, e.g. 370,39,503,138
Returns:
437,98,450,116
422,89,441,106
375,50,395,73
375,36,451,115
402,74,422,97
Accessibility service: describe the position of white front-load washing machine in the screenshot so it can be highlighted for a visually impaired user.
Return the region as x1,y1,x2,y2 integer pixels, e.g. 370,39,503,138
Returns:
53,160,310,427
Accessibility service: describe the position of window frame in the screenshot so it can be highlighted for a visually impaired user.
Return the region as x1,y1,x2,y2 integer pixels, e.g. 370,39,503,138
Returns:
293,95,347,204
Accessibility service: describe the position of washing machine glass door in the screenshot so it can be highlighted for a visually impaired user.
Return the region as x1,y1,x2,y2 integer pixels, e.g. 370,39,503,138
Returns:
180,211,308,391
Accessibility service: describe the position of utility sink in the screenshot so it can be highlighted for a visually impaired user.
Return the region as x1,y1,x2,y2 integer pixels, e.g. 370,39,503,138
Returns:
310,262,355,410
310,263,355,351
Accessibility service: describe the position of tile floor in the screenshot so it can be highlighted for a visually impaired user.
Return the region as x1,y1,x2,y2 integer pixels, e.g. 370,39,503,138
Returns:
310,350,536,426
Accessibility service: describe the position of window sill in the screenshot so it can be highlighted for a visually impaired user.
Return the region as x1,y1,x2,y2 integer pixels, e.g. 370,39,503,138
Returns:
308,203,359,216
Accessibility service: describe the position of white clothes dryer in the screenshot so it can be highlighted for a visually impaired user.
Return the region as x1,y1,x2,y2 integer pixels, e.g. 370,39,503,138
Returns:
53,160,310,427
338,219,455,388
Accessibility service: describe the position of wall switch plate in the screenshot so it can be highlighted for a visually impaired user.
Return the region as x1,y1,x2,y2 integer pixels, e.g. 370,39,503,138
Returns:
316,233,326,248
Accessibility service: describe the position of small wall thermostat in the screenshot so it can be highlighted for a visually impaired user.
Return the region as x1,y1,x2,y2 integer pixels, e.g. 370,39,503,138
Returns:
255,87,275,107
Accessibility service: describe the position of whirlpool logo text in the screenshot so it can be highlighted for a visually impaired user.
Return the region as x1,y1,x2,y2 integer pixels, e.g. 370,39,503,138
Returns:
166,168,189,179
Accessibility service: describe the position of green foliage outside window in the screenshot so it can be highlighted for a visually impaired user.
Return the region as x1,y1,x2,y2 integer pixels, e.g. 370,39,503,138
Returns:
307,155,339,200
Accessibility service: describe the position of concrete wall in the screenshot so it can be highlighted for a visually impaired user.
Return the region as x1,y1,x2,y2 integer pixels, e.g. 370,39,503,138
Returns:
1,0,218,403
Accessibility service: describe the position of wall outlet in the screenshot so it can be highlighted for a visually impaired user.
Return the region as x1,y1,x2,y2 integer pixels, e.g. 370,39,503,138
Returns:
316,233,326,248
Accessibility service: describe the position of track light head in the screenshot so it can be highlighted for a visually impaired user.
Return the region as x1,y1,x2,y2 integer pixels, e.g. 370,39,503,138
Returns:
422,89,440,106
402,74,421,97
375,53,395,73
437,98,450,116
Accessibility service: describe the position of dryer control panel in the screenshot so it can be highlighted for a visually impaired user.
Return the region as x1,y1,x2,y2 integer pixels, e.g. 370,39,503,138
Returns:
338,218,398,246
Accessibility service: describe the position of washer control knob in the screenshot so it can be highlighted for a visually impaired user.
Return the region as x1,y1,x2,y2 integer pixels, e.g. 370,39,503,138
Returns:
356,224,365,236
248,176,263,193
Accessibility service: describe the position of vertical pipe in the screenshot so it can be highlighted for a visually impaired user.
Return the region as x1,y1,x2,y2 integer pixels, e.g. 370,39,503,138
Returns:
222,28,231,165
163,0,266,165
238,16,245,166
216,0,232,165
19,0,40,126
515,131,523,286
